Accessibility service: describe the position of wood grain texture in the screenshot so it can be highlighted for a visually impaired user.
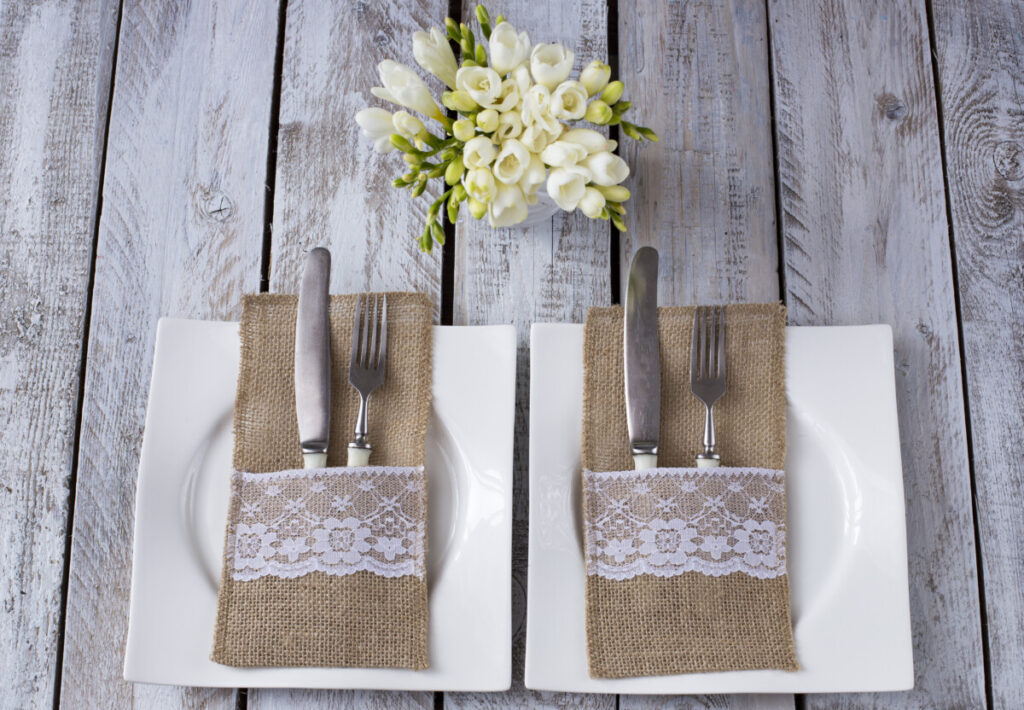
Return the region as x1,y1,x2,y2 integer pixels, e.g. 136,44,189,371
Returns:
618,3,788,708
618,0,779,306
0,1,116,707
447,1,613,707
768,0,985,707
253,2,445,707
931,1,1024,706
58,1,278,707
266,0,443,303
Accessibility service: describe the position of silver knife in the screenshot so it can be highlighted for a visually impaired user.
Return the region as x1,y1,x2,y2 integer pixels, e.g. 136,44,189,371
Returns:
295,247,331,469
624,246,660,470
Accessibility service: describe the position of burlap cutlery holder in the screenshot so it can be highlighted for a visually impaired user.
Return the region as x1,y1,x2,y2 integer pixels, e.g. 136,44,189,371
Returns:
211,292,432,669
581,303,798,678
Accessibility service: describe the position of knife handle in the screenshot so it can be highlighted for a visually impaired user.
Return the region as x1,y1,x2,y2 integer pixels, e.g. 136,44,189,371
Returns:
347,446,371,467
303,453,328,469
632,453,658,470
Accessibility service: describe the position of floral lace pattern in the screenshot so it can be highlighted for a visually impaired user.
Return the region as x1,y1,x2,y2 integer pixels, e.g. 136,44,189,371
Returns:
225,466,426,581
583,467,787,581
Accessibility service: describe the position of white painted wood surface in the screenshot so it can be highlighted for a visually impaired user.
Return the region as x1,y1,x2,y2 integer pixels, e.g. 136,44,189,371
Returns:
447,1,614,707
0,0,1017,708
251,2,444,708
932,1,1024,707
618,3,789,709
768,0,985,707
0,1,116,708
56,2,278,707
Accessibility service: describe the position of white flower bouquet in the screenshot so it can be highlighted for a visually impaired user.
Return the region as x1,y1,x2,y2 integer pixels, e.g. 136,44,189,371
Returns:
356,5,657,251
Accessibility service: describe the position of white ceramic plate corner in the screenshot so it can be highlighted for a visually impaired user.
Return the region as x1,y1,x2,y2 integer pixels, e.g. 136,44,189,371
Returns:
524,323,913,694
125,318,515,691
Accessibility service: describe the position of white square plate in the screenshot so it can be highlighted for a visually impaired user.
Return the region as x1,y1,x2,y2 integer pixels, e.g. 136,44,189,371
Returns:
525,324,913,694
125,318,515,690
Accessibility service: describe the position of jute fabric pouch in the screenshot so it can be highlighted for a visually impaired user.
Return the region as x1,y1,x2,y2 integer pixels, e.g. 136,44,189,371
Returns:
211,292,432,669
581,303,798,678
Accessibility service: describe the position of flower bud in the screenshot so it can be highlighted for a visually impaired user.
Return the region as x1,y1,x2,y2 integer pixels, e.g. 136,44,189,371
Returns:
600,80,624,104
452,119,476,142
475,5,492,37
445,17,460,39
390,134,416,152
467,197,488,219
476,108,500,133
584,100,614,125
579,186,606,219
452,183,468,202
580,61,611,97
443,90,478,113
596,185,630,202
445,156,465,185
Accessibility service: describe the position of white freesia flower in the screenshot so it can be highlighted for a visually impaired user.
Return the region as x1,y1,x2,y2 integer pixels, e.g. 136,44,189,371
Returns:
519,154,547,203
413,27,458,89
464,167,497,204
488,183,529,227
355,107,397,153
496,111,523,140
488,22,531,76
540,140,588,168
452,118,476,142
484,77,521,112
520,84,551,126
546,166,589,211
520,124,553,154
476,109,500,133
463,136,498,169
579,186,606,218
582,151,630,186
456,66,503,107
530,42,574,90
370,60,444,121
551,80,588,120
493,138,531,185
561,128,614,154
580,60,611,96
511,64,532,95
392,110,426,147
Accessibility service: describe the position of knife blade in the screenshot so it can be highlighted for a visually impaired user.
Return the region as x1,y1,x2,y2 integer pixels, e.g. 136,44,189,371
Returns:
624,246,660,470
295,247,331,469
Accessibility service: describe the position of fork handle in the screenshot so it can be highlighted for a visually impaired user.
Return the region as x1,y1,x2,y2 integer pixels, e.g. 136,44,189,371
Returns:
695,455,721,468
347,445,371,466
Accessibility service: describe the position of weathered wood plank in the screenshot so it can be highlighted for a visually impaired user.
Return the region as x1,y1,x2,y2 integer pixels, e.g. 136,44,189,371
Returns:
618,0,779,305
252,1,444,707
768,0,985,707
618,2,788,708
0,1,117,707
931,1,1024,706
446,1,614,707
58,1,279,706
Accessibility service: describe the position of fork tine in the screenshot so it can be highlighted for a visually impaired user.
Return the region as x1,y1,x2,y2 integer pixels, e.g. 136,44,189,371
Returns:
360,293,371,368
716,305,726,379
378,295,388,370
351,294,362,368
708,306,717,379
368,293,379,370
690,306,700,381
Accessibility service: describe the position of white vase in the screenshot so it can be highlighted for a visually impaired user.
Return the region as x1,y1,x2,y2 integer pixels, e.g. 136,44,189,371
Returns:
513,192,560,229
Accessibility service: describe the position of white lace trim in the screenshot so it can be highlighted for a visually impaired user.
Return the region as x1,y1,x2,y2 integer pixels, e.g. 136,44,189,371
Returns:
225,466,426,581
583,467,787,581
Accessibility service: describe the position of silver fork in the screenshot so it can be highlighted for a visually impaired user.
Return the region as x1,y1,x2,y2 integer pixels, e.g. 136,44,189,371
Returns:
690,305,726,468
347,293,388,466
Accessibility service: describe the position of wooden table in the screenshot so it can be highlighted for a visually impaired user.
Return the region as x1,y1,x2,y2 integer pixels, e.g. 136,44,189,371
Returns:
1,0,1020,708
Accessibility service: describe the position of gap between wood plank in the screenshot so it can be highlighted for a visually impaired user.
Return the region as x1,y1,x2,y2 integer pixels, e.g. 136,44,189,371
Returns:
922,2,992,708
51,2,124,709
260,0,289,297
608,0,621,306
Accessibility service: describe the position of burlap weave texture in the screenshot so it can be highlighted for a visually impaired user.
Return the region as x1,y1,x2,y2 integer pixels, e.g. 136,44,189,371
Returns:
581,303,798,678
211,292,432,669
